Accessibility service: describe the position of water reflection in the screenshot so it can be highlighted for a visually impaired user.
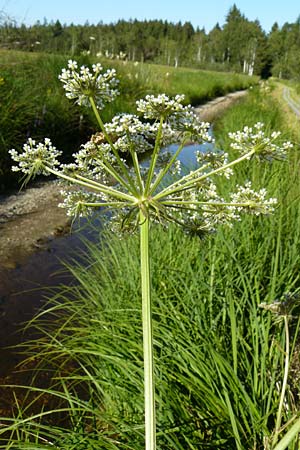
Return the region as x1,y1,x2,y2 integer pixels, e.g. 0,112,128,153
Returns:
0,218,100,376
168,138,214,168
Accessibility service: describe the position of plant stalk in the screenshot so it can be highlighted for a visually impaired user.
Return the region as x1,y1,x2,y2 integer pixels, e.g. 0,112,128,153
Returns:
140,210,156,450
89,96,139,195
272,315,290,448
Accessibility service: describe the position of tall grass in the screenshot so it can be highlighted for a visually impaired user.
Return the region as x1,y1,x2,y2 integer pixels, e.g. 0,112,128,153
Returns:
0,52,89,190
2,211,300,448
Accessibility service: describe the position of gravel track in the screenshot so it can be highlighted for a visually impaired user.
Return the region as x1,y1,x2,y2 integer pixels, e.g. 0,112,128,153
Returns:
282,86,300,118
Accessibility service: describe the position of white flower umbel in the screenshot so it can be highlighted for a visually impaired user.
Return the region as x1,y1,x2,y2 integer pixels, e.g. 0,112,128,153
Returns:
10,62,293,450
136,93,185,119
9,138,62,180
170,109,213,144
59,59,119,109
59,189,109,217
105,114,152,137
228,122,293,160
230,181,277,216
196,151,233,179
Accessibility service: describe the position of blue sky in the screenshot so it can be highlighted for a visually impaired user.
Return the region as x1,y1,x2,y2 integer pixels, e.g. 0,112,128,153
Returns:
2,0,300,32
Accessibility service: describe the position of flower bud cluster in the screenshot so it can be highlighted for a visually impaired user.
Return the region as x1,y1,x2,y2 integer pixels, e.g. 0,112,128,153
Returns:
136,94,185,119
104,114,158,153
228,122,293,160
9,138,62,176
196,151,233,179
59,60,119,109
230,181,277,215
105,114,151,136
72,140,131,185
160,178,277,236
170,110,213,144
183,183,239,232
59,189,108,217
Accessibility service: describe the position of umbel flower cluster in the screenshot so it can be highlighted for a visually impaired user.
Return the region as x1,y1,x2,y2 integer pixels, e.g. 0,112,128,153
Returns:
10,60,293,235
59,60,119,109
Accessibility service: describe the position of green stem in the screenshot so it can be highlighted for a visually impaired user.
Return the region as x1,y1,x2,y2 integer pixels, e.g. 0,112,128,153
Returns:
126,130,144,192
94,156,131,191
209,239,216,328
145,116,164,195
272,316,290,448
140,210,156,450
152,162,211,195
153,149,255,201
80,201,130,208
161,200,266,208
89,96,139,195
149,135,189,195
45,167,135,202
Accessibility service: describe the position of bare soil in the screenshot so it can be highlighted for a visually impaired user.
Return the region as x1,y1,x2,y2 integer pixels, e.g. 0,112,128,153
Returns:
0,180,71,269
194,89,247,122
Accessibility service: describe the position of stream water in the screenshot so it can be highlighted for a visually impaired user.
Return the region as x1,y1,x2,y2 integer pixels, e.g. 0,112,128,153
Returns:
0,140,214,378
0,219,100,376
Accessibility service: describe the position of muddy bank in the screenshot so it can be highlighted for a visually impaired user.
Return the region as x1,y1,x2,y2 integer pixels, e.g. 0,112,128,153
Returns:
194,89,247,122
0,181,71,269
0,220,95,379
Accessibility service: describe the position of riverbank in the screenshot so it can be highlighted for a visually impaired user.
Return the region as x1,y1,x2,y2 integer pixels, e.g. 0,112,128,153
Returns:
194,89,247,122
0,180,71,269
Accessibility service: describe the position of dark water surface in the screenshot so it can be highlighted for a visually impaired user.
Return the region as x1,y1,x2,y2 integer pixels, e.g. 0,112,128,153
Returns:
0,220,100,377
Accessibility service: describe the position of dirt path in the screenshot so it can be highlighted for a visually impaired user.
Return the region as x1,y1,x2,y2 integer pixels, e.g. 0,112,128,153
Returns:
0,90,247,269
271,82,300,140
282,86,300,117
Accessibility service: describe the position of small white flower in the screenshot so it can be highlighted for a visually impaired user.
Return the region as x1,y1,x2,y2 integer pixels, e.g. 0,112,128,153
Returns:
9,138,62,177
136,94,185,119
228,123,292,160
59,61,119,109
67,59,78,70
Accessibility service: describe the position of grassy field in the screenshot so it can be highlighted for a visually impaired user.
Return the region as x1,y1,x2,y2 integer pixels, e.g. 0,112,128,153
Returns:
109,58,257,105
0,50,257,192
1,83,300,448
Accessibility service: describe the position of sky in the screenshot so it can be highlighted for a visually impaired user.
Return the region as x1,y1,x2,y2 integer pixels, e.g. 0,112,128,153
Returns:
1,0,300,33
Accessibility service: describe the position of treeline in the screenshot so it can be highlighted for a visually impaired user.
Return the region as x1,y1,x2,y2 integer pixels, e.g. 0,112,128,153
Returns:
1,4,300,79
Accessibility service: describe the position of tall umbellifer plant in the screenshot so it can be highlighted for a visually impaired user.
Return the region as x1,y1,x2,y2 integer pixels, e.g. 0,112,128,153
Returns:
10,60,293,450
